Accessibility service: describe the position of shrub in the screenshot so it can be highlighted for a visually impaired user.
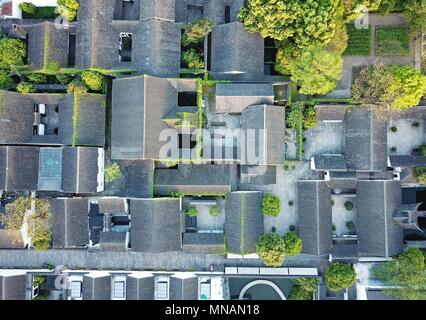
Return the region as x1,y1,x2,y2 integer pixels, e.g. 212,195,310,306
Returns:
289,225,296,232
57,0,79,21
17,81,36,95
289,285,312,300
344,201,354,211
391,146,397,152
256,233,287,267
56,73,73,85
303,106,318,129
420,146,426,156
182,49,205,70
271,226,277,233
209,205,221,217
332,224,336,231
67,79,88,95
27,73,47,84
290,46,343,95
34,239,50,251
45,61,61,72
262,193,281,217
415,167,426,184
19,2,37,15
0,38,26,68
288,200,294,206
0,71,12,90
182,18,213,46
390,126,397,132
412,122,420,128
331,200,335,206
81,70,104,91
326,262,356,292
186,207,198,217
105,163,122,184
283,231,303,256
346,221,356,232
289,278,320,300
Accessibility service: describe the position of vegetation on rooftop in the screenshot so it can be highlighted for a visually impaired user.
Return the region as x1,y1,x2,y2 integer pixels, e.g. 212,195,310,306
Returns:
0,38,26,69
372,248,426,300
57,0,79,22
325,262,356,292
105,163,122,184
182,18,214,46
20,3,58,19
81,70,104,92
17,81,36,95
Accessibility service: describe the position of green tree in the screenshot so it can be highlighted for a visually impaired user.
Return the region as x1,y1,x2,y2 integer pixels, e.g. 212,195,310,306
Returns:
81,70,104,92
105,163,122,184
17,81,36,95
67,79,88,95
27,73,47,84
387,65,426,109
343,0,382,21
181,49,205,70
239,0,338,48
182,18,213,46
57,0,79,21
262,193,281,217
326,262,356,291
401,0,426,36
289,278,320,300
256,233,287,267
0,38,26,68
0,70,12,90
283,231,303,256
19,2,37,15
325,23,349,54
275,41,301,76
352,64,395,105
372,248,426,300
289,46,343,95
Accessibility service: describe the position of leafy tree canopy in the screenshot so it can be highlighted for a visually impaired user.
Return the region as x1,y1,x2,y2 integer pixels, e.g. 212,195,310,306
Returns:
81,70,104,92
0,38,26,68
239,0,338,48
261,193,281,217
256,233,287,267
401,0,426,36
182,18,213,46
0,70,12,90
372,248,426,300
289,46,343,95
283,231,303,256
326,262,356,291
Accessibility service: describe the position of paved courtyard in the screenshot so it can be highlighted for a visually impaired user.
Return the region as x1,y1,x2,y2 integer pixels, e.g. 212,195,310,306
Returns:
331,195,357,236
193,198,226,231
388,119,425,155
303,122,345,160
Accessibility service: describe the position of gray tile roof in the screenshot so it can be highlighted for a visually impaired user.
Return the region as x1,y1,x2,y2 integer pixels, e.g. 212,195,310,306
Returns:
111,75,177,160
214,83,274,113
169,275,198,300
211,22,264,81
0,92,105,147
182,233,225,254
225,191,263,255
130,198,182,252
389,155,426,168
0,146,39,191
49,198,89,248
0,274,26,300
82,275,111,300
240,105,285,165
61,147,100,193
97,198,127,214
154,164,237,196
314,154,347,171
99,231,128,251
345,108,387,172
356,180,404,257
298,181,332,256
126,275,155,300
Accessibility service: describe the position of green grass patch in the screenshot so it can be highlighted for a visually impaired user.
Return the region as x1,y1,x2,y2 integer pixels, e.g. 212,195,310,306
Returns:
344,24,371,56
22,6,58,19
375,26,410,56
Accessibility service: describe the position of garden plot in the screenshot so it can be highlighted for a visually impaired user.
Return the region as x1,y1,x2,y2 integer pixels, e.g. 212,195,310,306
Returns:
344,24,371,56
375,26,410,56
